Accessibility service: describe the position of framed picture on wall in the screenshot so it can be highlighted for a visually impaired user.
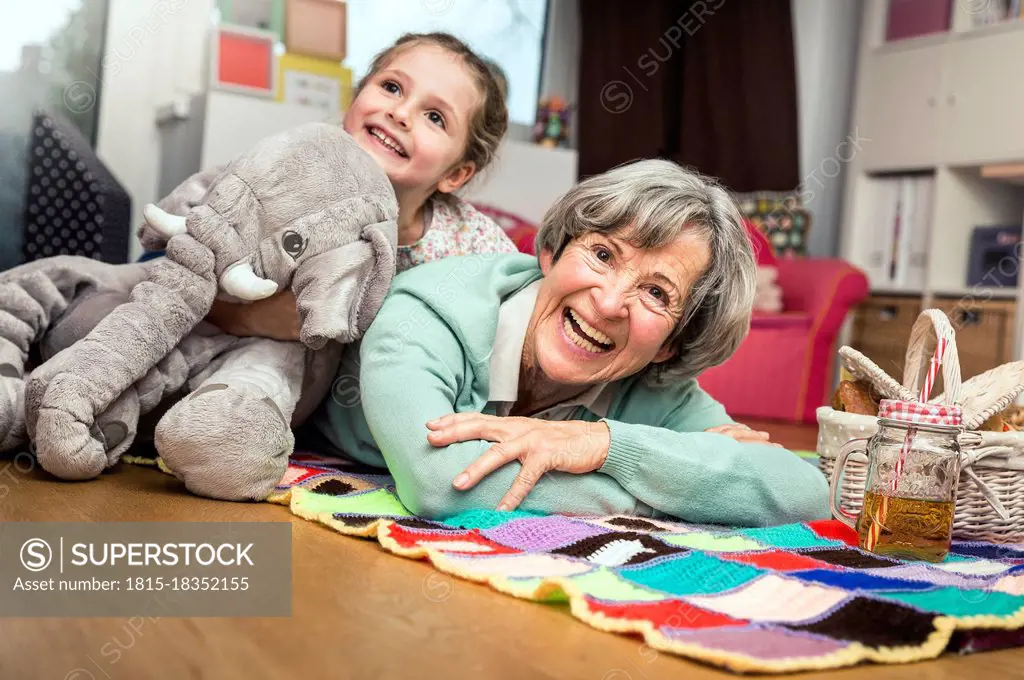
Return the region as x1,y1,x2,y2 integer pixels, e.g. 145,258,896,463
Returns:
209,24,278,98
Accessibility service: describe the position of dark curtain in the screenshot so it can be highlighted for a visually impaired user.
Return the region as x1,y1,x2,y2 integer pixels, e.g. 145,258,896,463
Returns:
576,1,681,178
577,0,800,193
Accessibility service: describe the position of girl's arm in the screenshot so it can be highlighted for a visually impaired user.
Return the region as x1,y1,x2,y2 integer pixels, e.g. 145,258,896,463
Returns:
205,291,302,341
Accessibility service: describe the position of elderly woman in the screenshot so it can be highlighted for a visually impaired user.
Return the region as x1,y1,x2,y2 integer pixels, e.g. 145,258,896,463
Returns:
307,160,830,526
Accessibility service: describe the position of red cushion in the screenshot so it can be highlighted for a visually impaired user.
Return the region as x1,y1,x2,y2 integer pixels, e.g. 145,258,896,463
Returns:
744,218,777,266
750,311,811,330
507,225,538,255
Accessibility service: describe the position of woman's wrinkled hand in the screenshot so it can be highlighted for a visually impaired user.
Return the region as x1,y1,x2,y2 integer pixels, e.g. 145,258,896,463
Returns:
426,413,611,511
205,291,302,342
705,423,783,447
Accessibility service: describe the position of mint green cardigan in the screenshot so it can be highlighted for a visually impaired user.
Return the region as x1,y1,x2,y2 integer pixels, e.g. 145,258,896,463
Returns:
313,253,830,526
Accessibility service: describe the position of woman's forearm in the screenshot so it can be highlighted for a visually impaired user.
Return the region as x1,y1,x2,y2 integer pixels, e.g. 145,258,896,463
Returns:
598,419,831,526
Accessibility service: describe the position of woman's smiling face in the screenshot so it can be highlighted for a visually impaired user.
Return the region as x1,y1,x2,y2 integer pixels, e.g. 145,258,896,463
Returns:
526,229,711,386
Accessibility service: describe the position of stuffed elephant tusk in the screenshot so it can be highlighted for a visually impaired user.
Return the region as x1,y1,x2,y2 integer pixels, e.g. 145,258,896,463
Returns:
144,203,277,301
137,166,225,253
143,203,187,238
220,263,279,301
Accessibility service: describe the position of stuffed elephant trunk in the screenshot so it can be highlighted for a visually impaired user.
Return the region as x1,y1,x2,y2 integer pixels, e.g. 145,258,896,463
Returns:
26,234,218,480
292,222,397,349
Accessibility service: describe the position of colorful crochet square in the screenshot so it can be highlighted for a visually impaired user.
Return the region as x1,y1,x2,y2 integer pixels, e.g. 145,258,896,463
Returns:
136,452,1024,673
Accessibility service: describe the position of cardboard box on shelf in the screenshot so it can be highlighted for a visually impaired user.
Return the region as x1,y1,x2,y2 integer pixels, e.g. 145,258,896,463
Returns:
285,0,347,61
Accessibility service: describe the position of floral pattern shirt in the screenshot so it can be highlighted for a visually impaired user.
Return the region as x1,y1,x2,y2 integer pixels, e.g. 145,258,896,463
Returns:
396,197,519,272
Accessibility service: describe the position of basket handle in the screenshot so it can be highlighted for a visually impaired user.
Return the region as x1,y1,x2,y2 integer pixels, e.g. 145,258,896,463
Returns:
959,432,1012,521
901,309,963,405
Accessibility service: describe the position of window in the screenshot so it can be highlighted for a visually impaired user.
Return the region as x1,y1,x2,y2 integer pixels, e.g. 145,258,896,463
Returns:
0,0,107,144
0,0,108,270
344,0,549,126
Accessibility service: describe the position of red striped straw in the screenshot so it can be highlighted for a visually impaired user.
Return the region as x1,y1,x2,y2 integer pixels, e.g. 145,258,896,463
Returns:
864,494,888,551
891,338,947,493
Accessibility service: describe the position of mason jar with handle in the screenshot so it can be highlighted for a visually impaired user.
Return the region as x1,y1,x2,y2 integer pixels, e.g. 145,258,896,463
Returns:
829,399,963,562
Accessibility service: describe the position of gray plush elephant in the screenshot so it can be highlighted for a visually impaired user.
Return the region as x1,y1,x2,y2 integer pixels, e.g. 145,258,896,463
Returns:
0,122,397,500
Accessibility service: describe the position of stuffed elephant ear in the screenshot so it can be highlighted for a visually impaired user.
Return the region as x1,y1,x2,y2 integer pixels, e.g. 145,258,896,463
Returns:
292,220,397,349
137,165,227,252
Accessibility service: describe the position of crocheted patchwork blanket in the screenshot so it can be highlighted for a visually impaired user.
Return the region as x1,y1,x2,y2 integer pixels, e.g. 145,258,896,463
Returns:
132,451,1024,674
123,450,1024,675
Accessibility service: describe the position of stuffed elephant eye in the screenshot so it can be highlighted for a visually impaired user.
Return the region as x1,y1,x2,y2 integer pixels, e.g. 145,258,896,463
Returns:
282,231,306,259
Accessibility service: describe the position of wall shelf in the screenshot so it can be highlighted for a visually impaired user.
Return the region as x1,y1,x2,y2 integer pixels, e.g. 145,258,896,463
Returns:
841,0,1024,373
875,5,1024,53
981,163,1024,185
873,30,949,55
931,287,1019,301
953,17,1024,41
872,287,925,297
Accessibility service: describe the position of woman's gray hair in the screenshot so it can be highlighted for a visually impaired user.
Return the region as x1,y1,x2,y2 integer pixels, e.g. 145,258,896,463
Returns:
535,159,756,386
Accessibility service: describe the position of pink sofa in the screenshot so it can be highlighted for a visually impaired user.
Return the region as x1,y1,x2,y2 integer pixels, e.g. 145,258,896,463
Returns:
697,227,869,423
474,203,870,424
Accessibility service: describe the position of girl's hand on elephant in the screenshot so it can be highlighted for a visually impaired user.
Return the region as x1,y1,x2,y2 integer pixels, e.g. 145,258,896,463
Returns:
426,413,611,511
206,291,302,341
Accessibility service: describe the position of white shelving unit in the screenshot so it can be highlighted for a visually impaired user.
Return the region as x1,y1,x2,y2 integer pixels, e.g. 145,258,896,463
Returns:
840,0,1024,360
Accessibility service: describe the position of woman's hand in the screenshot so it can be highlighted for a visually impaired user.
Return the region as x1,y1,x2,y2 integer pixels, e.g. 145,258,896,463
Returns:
205,291,302,342
426,413,611,511
705,423,783,447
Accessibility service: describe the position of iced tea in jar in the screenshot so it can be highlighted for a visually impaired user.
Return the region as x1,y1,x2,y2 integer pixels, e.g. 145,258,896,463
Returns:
830,400,962,562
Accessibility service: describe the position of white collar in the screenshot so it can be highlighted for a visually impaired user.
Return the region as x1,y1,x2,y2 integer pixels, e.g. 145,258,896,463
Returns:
487,280,539,402
487,281,616,417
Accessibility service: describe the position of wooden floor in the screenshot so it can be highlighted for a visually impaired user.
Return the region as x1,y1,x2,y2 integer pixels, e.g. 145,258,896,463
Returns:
746,418,821,451
1,429,1022,678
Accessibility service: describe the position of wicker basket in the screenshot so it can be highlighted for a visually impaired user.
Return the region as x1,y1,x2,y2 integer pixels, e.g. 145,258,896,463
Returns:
817,309,1024,543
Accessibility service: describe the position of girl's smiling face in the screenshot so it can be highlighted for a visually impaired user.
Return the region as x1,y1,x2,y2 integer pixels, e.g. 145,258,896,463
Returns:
525,230,711,386
343,44,480,196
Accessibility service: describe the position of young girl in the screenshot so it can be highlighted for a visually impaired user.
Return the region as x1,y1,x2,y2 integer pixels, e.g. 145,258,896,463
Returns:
207,32,518,338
